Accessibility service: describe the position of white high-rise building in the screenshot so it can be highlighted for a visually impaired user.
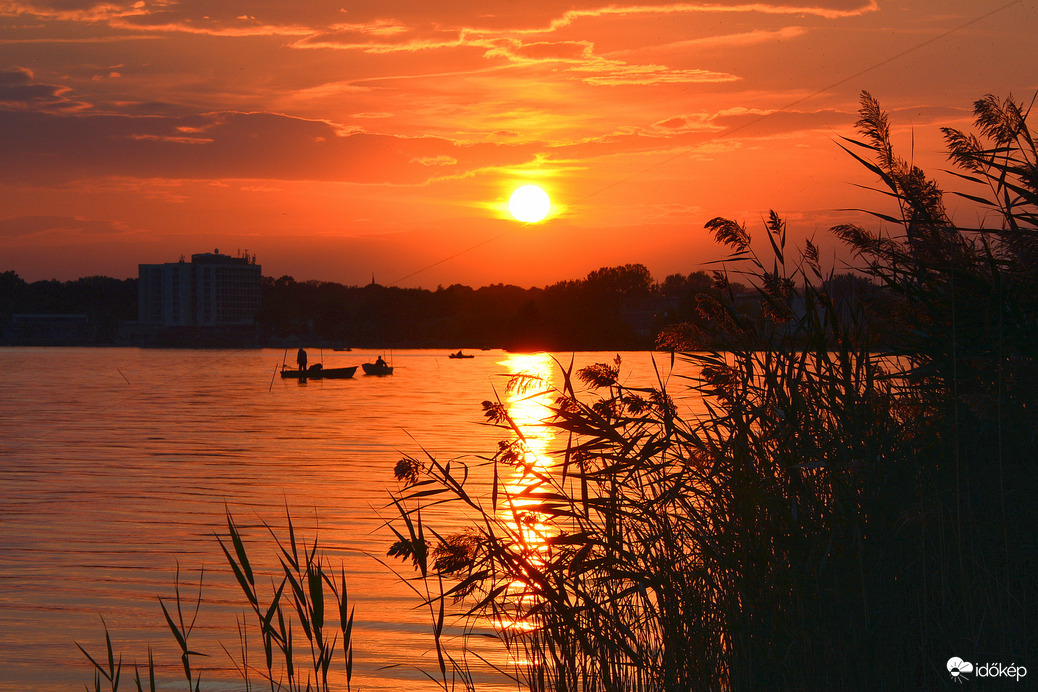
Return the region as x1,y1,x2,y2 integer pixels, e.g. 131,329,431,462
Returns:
138,250,261,326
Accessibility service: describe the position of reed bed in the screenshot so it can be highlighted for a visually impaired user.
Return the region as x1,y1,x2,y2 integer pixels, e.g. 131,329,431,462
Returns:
386,91,1038,690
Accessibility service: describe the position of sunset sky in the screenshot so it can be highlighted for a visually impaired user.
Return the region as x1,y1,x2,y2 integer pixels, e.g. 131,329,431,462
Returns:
1,0,1034,288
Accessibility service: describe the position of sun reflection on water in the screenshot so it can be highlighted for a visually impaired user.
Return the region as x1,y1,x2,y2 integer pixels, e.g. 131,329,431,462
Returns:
499,352,556,464
493,353,562,629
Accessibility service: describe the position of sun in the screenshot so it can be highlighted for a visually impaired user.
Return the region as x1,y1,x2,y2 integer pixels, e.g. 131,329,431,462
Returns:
508,185,551,223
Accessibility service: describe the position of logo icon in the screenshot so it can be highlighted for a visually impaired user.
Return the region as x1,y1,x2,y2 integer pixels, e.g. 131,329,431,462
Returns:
948,657,974,682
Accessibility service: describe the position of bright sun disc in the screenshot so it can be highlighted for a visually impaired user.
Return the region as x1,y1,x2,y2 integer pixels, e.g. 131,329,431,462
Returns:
508,185,551,223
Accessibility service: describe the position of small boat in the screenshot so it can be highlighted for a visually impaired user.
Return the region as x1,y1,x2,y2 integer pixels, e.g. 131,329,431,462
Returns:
448,351,474,359
281,364,358,380
362,361,394,376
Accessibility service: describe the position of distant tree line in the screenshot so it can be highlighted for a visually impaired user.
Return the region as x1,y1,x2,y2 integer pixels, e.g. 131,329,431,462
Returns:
258,264,690,350
0,263,883,350
0,271,138,344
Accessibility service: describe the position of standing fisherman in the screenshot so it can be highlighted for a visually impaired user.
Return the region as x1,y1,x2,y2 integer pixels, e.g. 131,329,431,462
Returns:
297,347,308,373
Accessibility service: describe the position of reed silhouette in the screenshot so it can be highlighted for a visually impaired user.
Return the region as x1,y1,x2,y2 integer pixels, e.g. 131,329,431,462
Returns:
78,507,356,692
387,91,1038,690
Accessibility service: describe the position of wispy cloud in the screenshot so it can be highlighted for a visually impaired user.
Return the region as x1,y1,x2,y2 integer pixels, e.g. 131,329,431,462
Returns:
571,59,739,86
1,1,879,36
0,107,543,185
0,67,91,111
0,214,132,239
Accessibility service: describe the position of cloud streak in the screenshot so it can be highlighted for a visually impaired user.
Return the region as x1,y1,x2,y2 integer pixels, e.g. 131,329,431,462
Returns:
0,106,544,185
0,67,90,111
0,214,131,239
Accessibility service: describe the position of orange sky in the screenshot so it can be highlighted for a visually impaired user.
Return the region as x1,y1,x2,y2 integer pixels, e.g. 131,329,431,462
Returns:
1,0,1034,288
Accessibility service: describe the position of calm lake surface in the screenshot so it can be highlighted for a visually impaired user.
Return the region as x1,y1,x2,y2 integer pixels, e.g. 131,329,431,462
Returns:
0,347,697,691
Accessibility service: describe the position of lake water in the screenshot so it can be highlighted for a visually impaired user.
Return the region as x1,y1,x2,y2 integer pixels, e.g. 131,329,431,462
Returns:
0,347,692,691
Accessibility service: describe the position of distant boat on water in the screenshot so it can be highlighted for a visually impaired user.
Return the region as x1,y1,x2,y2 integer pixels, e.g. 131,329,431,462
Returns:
448,350,474,359
362,360,393,376
281,364,357,380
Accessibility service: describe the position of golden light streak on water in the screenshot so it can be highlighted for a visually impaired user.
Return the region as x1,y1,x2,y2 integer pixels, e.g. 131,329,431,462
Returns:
502,351,559,543
483,353,563,634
